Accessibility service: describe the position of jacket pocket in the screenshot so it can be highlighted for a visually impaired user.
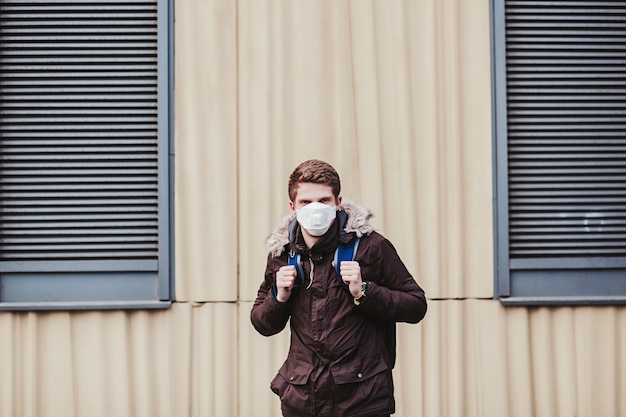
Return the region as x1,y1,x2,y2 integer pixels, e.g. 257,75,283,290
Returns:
329,353,394,416
329,352,388,384
270,359,313,415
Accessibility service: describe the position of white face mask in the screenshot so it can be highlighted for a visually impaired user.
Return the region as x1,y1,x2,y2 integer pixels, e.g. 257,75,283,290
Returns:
296,202,337,236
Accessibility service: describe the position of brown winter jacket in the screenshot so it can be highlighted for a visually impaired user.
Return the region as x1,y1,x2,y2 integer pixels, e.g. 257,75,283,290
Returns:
250,200,427,417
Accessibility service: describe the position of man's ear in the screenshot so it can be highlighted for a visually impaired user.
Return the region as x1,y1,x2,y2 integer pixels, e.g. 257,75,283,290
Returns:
289,200,296,213
337,195,342,208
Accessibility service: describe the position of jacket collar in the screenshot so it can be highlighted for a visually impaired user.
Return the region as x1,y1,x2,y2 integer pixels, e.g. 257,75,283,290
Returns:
266,198,375,257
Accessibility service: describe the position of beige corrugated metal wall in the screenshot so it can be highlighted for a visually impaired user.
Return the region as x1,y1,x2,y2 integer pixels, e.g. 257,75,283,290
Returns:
1,1,624,416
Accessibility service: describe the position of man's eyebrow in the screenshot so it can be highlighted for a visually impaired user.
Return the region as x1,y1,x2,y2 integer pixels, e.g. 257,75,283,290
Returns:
299,195,332,201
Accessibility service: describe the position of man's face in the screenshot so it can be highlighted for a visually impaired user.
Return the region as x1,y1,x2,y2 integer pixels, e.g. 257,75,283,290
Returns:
289,182,341,213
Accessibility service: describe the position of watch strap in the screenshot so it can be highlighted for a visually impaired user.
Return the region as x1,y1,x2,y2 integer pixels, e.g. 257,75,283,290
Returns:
354,281,368,305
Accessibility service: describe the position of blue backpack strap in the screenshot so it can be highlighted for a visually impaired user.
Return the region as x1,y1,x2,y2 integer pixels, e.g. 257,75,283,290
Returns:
334,237,360,280
288,249,305,288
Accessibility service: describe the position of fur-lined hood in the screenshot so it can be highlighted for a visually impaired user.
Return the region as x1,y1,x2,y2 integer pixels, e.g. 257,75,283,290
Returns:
266,198,375,257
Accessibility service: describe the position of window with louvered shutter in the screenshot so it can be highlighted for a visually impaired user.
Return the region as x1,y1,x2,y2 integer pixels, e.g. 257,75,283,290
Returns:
492,0,626,304
0,0,173,309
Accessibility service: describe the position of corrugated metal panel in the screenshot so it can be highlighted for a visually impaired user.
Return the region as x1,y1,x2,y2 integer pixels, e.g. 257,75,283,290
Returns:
174,0,493,301
239,302,291,417
0,0,159,262
235,0,494,301
0,303,238,417
396,300,626,417
2,301,624,417
505,1,626,259
173,0,237,302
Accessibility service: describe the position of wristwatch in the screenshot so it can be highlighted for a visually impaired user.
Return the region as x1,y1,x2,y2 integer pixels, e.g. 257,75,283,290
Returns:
354,281,368,305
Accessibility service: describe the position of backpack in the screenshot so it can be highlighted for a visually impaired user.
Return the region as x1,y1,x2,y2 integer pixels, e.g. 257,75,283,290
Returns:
287,236,398,368
288,237,360,289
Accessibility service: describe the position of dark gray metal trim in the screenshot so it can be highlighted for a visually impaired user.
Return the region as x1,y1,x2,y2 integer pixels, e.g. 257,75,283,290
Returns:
491,0,512,298
166,0,176,303
0,271,161,303
157,0,172,301
500,297,626,306
511,257,626,270
0,260,158,272
0,301,172,311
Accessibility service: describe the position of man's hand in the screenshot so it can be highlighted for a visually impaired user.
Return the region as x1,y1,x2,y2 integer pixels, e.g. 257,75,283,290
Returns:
340,261,362,297
275,265,297,302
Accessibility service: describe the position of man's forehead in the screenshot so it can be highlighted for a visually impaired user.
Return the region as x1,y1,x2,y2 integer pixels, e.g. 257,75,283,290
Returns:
294,182,335,199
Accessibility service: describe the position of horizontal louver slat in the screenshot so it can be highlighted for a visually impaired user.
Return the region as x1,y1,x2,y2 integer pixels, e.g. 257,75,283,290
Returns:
505,0,626,258
0,0,159,262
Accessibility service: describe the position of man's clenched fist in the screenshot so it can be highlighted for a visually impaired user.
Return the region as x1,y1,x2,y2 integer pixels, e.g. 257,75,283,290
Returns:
275,265,297,302
339,261,362,297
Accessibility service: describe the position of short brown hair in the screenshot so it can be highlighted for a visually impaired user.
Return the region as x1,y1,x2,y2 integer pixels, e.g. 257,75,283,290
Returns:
288,159,341,202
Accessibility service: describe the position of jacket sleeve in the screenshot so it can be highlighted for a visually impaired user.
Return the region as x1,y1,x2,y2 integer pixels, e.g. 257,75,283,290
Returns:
250,253,293,336
357,237,427,324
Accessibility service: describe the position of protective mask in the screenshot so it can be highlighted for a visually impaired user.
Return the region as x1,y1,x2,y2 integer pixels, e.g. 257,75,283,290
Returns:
296,202,337,236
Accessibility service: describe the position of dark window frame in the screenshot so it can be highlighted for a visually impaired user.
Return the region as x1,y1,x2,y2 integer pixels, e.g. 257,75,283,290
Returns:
491,0,626,305
0,0,175,310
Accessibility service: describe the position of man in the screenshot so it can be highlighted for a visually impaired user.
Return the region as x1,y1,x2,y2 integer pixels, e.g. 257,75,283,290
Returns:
251,159,427,417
